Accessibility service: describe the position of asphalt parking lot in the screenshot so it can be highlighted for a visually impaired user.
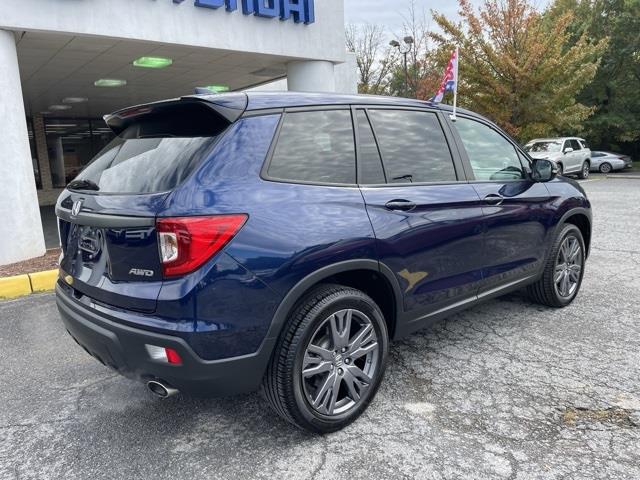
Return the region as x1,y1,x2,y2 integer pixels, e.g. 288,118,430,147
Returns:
1,176,639,480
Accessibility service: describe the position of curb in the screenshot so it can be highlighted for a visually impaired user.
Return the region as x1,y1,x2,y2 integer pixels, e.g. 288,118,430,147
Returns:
606,174,640,179
0,269,58,300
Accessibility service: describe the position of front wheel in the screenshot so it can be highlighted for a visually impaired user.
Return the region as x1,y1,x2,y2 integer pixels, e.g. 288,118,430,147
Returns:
262,284,389,433
528,224,586,308
578,161,590,179
557,163,564,176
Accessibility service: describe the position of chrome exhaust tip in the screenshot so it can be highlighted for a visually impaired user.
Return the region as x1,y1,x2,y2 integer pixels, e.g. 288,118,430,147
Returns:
147,380,179,399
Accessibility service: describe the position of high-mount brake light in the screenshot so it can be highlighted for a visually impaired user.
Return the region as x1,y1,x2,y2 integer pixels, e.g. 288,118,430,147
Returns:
156,215,247,278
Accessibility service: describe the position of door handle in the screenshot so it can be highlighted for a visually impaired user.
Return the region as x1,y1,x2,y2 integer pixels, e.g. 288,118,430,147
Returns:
385,199,417,212
483,194,504,206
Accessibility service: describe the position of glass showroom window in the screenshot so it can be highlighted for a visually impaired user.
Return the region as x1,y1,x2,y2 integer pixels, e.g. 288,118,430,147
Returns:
26,118,42,189
45,118,115,188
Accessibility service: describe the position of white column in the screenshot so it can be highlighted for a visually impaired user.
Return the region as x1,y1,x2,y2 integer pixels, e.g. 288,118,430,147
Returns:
287,60,336,93
0,29,46,265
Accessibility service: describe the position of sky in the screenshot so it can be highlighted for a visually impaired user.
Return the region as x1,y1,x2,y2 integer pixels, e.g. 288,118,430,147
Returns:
344,0,550,36
344,0,467,35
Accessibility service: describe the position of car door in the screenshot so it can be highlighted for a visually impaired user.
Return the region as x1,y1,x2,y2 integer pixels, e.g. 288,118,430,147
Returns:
355,107,486,334
562,139,579,173
446,115,555,295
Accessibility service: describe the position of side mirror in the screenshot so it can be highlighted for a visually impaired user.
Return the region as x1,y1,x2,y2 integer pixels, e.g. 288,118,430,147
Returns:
532,159,558,182
563,147,574,154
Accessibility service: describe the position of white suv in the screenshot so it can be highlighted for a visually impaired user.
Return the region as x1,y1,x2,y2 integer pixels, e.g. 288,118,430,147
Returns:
524,137,591,179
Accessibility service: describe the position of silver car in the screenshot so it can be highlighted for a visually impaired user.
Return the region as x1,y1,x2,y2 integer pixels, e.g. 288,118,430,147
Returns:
524,137,591,179
590,151,633,173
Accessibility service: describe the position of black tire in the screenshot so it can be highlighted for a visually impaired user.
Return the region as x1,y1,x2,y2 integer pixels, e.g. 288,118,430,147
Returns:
261,284,389,433
527,224,586,308
557,163,564,176
578,161,590,179
599,162,612,174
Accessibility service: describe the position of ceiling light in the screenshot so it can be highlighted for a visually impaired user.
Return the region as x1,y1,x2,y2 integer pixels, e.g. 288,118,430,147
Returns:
62,97,88,104
94,79,127,87
49,105,72,111
133,56,173,69
204,85,230,93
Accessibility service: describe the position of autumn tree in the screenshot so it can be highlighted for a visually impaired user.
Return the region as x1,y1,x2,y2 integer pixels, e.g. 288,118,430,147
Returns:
346,24,397,95
431,0,607,141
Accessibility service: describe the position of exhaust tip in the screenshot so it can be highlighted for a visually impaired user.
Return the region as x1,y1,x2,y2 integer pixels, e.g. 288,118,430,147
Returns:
147,380,179,399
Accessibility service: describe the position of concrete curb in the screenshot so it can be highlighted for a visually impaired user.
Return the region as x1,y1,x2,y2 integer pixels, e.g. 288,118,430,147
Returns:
0,269,58,300
606,174,640,179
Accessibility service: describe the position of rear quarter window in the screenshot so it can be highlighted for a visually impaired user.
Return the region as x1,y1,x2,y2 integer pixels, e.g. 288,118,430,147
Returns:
266,110,356,185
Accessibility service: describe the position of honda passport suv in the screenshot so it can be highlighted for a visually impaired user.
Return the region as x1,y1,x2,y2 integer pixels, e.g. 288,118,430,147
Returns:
56,92,591,433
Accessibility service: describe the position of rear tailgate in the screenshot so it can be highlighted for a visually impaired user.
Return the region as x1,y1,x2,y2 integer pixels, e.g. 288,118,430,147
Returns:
57,193,167,312
55,94,247,313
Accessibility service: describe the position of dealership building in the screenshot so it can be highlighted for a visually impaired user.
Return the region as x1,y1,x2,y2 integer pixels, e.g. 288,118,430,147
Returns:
0,0,355,265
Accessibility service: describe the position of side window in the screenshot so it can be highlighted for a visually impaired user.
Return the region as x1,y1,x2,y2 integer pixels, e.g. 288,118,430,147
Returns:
580,139,589,149
570,139,582,151
356,110,386,184
367,109,457,183
267,110,355,184
453,117,525,181
563,140,572,152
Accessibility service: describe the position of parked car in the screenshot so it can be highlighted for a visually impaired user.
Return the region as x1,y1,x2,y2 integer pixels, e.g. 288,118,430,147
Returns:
524,137,591,179
55,92,592,433
590,151,633,173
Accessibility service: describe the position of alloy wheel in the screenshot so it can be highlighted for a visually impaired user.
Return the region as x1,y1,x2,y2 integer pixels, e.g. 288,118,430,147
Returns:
554,235,583,298
301,309,380,416
582,163,590,178
600,163,612,174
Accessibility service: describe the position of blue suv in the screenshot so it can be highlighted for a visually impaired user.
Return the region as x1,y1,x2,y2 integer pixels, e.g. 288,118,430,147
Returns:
55,92,591,433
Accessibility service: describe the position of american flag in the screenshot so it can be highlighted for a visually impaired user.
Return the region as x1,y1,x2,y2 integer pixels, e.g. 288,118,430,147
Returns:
430,49,458,104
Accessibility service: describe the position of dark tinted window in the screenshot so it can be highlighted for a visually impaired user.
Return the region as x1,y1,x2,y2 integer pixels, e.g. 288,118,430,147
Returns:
356,110,385,184
454,117,525,181
570,139,582,150
268,110,355,184
368,110,456,183
74,135,217,194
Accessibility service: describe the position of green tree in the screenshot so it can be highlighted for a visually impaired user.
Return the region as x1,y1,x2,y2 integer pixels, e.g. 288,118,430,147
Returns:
550,0,640,156
431,0,607,142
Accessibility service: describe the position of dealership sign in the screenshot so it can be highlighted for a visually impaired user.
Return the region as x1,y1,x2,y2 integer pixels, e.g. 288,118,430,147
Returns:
173,0,315,24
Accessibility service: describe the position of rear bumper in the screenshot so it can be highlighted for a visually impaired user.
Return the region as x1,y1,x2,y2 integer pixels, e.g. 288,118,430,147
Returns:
56,283,271,396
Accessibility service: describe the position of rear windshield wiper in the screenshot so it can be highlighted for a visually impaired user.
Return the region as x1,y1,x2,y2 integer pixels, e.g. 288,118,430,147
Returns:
67,179,100,191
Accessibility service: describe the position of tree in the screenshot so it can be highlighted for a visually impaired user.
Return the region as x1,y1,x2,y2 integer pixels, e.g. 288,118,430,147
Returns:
345,24,397,95
387,0,442,99
549,0,640,156
431,0,607,142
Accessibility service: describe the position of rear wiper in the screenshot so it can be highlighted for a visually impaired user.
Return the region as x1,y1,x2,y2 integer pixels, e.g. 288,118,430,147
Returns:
393,174,414,183
67,179,100,191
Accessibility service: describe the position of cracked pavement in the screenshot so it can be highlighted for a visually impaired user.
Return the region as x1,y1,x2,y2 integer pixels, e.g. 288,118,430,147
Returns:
1,176,639,479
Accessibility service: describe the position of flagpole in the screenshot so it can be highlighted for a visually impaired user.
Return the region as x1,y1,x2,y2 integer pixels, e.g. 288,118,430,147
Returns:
451,46,459,121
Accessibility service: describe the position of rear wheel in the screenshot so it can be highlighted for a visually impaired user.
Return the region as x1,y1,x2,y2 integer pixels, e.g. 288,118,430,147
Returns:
599,162,612,174
262,284,389,433
528,224,586,308
578,161,590,179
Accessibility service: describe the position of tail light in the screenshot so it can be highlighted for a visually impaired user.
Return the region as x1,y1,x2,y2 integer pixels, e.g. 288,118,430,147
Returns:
156,215,247,278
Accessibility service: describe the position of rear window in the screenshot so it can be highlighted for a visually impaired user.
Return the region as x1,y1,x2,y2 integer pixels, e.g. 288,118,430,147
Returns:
73,133,218,194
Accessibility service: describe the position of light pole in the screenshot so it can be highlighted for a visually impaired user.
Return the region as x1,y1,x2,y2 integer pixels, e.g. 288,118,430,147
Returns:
390,36,414,97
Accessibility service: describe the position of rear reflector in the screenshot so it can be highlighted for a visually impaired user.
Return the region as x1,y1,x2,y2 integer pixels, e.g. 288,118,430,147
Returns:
157,215,247,278
145,345,183,365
